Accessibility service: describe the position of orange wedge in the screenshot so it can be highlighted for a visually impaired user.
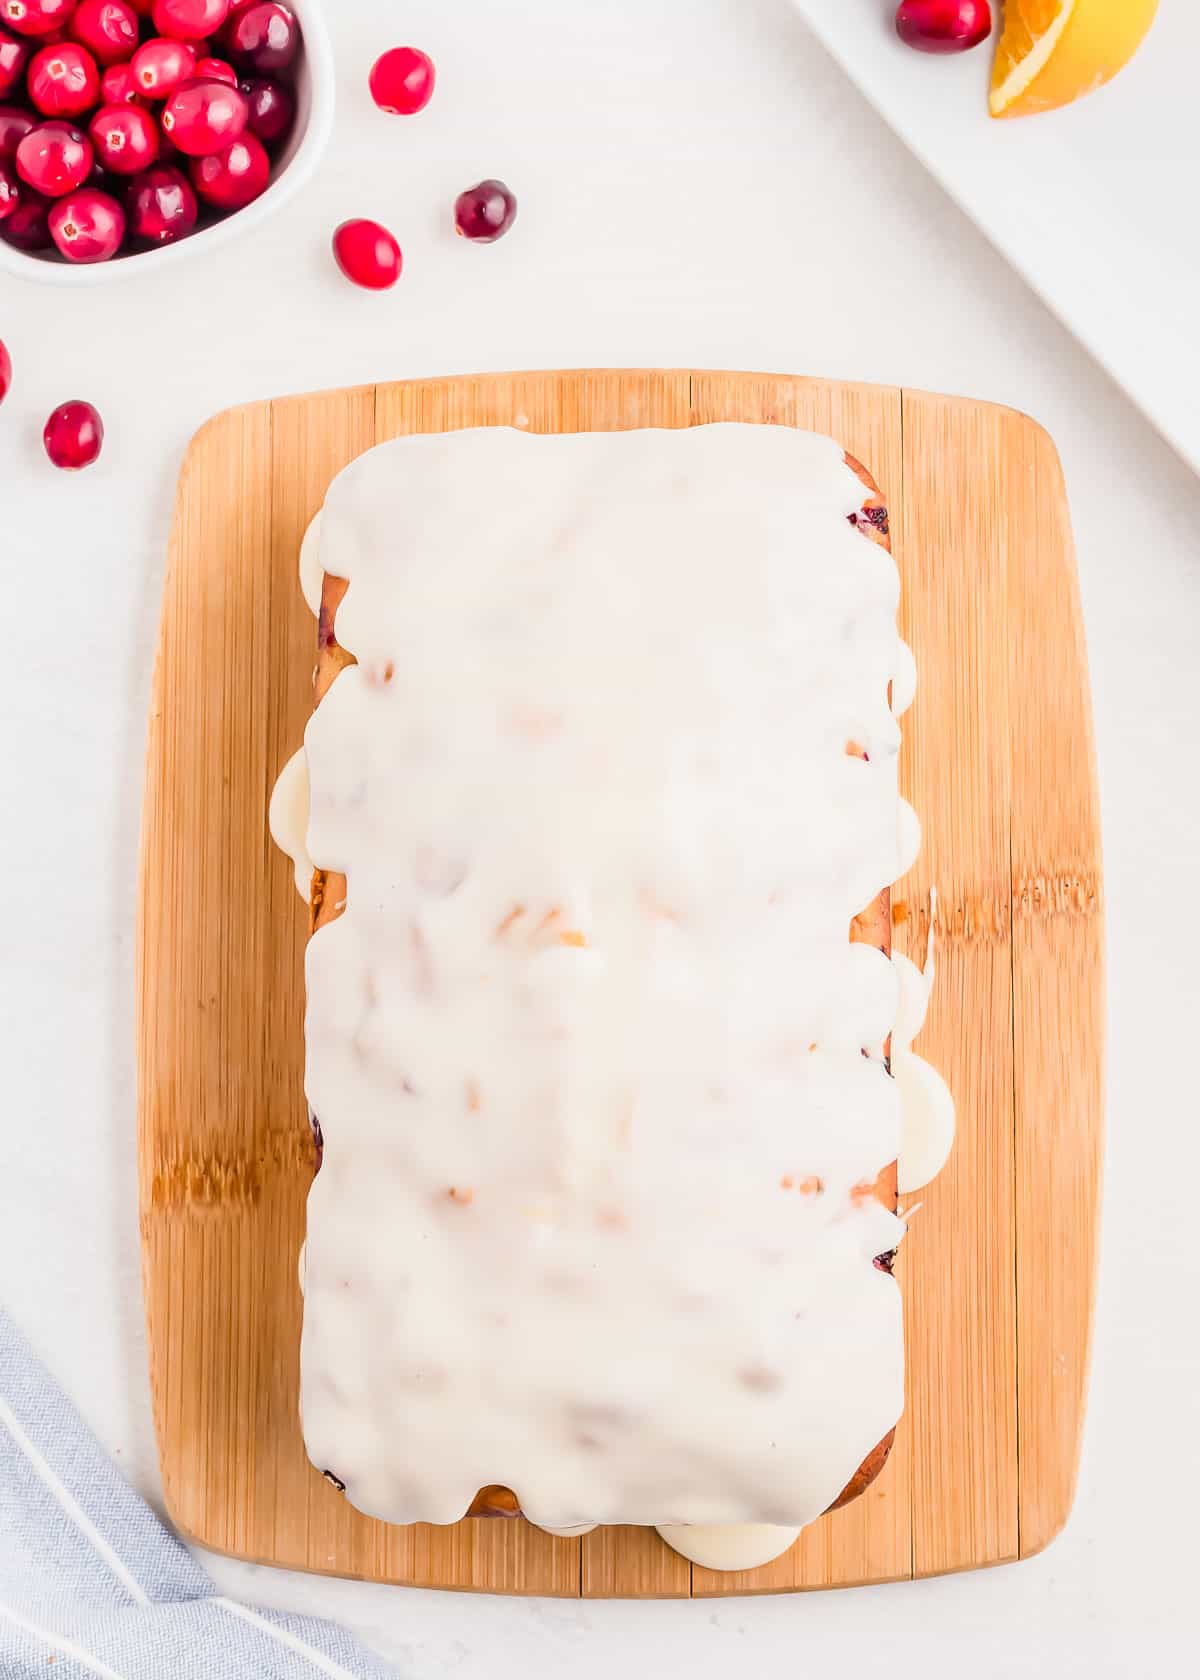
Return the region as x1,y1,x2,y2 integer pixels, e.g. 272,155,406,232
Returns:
990,0,1159,119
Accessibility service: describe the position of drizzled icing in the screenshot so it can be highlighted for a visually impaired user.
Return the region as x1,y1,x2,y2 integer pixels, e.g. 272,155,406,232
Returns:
891,638,917,720
299,510,325,617
649,917,950,1574
273,423,954,1544
269,747,313,898
892,907,955,1193
655,1522,801,1571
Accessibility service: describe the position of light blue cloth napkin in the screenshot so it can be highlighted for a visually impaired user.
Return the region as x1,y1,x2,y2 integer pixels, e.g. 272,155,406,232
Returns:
0,1309,399,1679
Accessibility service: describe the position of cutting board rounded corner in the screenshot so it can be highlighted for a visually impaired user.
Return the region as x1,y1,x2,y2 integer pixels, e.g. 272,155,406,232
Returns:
138,368,1103,1597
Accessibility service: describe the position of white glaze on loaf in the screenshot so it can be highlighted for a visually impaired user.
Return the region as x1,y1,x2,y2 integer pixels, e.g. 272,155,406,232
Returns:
290,424,935,1530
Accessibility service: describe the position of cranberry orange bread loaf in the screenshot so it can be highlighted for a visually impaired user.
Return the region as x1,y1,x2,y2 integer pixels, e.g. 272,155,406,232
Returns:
270,423,954,1564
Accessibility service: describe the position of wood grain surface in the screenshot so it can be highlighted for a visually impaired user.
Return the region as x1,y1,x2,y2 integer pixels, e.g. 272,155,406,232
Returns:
137,369,1104,1596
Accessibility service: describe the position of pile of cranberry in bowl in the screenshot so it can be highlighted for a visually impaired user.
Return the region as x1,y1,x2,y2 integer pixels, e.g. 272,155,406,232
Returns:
0,0,331,277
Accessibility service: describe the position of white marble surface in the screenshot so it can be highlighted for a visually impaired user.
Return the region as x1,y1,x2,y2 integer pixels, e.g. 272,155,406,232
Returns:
1,1,1196,1673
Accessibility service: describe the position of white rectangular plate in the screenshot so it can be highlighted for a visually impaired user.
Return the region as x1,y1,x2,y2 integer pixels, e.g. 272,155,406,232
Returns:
793,0,1200,473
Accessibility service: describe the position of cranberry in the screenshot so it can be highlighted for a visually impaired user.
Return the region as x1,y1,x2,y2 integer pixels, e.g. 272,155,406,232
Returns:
331,218,401,290
152,0,226,39
44,399,104,469
0,25,32,97
1,0,76,38
126,157,194,240
0,337,9,402
453,178,517,244
69,0,138,65
49,183,124,257
194,52,234,83
188,124,265,205
894,0,991,53
0,186,48,244
238,71,289,143
0,101,34,156
15,120,92,194
228,3,295,74
89,100,158,171
100,59,142,102
368,46,435,116
213,0,250,39
852,504,890,536
161,73,244,153
0,156,18,217
27,42,101,117
126,0,154,12
131,35,196,98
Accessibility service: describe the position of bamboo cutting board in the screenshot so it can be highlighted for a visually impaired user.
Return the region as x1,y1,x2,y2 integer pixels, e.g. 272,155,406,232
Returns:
138,369,1103,1597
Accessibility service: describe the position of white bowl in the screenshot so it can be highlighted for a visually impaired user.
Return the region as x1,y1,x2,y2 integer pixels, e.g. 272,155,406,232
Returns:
0,0,334,287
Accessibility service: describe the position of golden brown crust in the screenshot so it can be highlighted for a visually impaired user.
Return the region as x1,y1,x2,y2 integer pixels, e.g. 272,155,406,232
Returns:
307,445,898,1525
467,1485,522,1519
832,451,897,1507
309,575,351,937
827,1427,896,1511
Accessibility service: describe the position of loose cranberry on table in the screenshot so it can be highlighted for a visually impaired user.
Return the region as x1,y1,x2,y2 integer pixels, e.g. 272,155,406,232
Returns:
131,35,196,98
454,178,517,244
161,74,246,154
189,125,265,206
894,0,992,53
44,399,104,470
0,155,18,215
152,0,228,39
0,25,32,96
1,0,77,38
368,46,434,116
126,157,195,240
48,182,124,258
15,119,92,194
0,100,34,154
227,3,295,74
70,0,138,66
0,337,10,402
238,71,288,142
89,99,157,170
27,41,101,116
331,217,401,290
0,186,48,244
